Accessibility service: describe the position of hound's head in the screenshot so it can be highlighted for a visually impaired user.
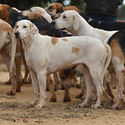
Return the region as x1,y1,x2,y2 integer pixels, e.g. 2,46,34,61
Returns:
53,10,80,31
29,6,52,23
46,3,64,19
14,20,38,39
27,12,44,21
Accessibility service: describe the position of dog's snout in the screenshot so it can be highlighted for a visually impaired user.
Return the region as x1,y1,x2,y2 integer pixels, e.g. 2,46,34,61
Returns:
14,32,19,38
51,21,55,25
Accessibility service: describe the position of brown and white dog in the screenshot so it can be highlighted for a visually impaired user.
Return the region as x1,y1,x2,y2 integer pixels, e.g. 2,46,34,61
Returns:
14,20,111,108
46,3,82,19
53,10,125,109
21,6,53,23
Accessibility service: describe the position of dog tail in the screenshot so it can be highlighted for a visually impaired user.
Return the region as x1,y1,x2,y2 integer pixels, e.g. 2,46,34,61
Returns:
102,41,112,80
9,30,17,74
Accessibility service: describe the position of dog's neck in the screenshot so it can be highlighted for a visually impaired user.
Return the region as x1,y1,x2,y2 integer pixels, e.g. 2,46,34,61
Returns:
74,14,116,41
68,14,94,36
21,35,33,53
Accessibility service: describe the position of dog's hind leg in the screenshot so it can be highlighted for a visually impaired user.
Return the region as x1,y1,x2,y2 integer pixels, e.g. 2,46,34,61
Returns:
48,74,57,102
112,57,125,109
76,75,85,99
90,70,104,108
78,65,95,108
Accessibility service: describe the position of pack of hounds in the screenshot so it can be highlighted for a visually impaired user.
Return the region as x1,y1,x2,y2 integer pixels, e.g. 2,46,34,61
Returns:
0,3,125,109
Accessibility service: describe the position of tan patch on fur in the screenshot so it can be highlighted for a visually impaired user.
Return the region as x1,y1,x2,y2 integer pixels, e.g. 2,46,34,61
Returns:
49,3,81,14
0,21,13,35
40,31,47,35
51,37,59,45
62,38,68,42
110,39,124,64
27,12,43,21
63,6,81,13
49,3,63,10
72,47,80,55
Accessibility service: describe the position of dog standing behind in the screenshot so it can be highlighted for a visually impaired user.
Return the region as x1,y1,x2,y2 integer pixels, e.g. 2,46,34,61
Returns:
21,6,53,23
53,10,125,109
0,19,17,95
46,3,82,19
14,20,112,108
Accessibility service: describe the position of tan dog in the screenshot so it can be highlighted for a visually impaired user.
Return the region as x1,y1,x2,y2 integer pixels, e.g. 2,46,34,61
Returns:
46,3,82,19
14,20,112,108
0,19,17,95
0,4,24,93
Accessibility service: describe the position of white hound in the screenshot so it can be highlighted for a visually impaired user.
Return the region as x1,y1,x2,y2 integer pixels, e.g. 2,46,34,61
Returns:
21,6,52,23
14,20,111,108
54,10,125,109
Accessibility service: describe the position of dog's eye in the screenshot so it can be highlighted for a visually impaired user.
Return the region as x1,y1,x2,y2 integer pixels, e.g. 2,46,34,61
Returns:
23,25,27,28
15,25,18,29
63,15,67,19
29,9,32,12
48,6,53,10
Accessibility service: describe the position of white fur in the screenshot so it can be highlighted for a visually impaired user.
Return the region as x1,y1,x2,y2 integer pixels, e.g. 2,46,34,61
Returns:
30,7,52,23
54,10,125,109
14,20,111,108
54,10,117,40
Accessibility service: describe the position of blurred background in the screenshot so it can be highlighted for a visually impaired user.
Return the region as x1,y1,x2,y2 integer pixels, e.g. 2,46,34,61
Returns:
1,0,125,19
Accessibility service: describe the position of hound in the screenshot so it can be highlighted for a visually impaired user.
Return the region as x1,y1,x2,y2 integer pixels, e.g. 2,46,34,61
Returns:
46,3,82,19
0,19,17,95
53,10,125,109
0,4,26,92
14,20,111,108
0,4,72,92
21,6,52,23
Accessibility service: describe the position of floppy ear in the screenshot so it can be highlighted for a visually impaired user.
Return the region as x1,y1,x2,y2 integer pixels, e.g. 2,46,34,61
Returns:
56,7,63,13
30,23,39,35
73,13,79,31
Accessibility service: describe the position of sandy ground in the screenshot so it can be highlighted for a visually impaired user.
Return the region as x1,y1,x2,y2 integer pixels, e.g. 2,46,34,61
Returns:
0,65,125,125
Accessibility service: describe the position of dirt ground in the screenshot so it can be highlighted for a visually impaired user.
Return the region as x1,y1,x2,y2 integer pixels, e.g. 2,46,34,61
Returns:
0,65,125,125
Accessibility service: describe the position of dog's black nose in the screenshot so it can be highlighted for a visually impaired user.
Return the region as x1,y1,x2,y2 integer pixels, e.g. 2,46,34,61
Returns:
51,21,55,25
51,15,55,20
14,32,19,38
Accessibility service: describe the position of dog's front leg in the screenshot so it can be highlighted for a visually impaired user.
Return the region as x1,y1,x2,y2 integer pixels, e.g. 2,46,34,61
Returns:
29,69,39,107
36,69,47,108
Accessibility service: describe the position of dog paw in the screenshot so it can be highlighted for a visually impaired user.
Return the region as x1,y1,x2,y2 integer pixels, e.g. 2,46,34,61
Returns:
78,103,87,108
76,93,83,98
6,90,16,96
91,104,100,109
112,104,122,110
35,103,45,108
112,99,123,110
49,97,57,102
63,96,71,102
27,100,38,108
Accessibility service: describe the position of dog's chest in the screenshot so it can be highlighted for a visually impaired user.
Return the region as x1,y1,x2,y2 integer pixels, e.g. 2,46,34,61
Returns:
25,47,48,71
